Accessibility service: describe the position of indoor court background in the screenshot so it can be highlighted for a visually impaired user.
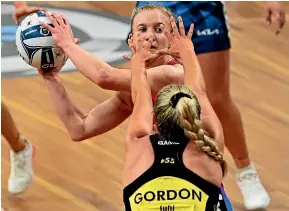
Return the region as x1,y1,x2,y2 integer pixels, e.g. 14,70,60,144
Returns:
1,1,289,211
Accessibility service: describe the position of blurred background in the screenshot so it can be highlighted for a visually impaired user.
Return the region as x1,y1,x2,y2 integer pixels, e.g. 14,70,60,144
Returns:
1,1,289,211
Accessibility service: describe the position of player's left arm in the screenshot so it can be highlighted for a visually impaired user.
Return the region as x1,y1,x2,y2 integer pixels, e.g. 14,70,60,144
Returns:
125,38,155,144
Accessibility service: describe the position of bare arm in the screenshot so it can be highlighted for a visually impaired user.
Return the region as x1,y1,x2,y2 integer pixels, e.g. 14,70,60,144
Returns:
180,48,205,93
170,17,223,147
125,35,156,143
43,74,132,141
125,55,153,143
179,50,224,149
58,42,183,96
41,12,184,95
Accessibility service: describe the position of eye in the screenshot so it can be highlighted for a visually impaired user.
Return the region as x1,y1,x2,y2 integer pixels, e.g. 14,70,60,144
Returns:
155,27,163,33
138,27,146,32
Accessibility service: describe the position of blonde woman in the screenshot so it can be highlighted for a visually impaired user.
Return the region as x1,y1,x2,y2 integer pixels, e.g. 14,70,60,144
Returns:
123,16,232,211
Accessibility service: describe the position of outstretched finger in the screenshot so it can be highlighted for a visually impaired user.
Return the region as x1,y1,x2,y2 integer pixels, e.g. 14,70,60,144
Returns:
170,16,179,37
128,42,136,54
128,35,136,54
178,16,185,36
123,54,132,60
39,21,54,32
62,15,70,26
187,23,194,40
52,12,65,26
74,38,80,44
46,12,59,28
135,32,143,51
12,13,19,25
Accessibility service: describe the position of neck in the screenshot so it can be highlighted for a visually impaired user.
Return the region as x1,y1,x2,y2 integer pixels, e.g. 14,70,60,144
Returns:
145,55,176,68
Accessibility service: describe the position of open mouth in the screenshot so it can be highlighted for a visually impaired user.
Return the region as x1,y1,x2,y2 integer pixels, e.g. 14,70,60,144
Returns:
150,46,157,50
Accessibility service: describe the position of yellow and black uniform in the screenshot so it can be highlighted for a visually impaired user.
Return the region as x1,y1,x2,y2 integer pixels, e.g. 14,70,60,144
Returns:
123,134,226,211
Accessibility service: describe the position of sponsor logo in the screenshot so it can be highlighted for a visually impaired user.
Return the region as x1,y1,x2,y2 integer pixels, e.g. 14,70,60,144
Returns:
39,26,51,36
24,29,37,36
158,141,179,145
196,28,220,36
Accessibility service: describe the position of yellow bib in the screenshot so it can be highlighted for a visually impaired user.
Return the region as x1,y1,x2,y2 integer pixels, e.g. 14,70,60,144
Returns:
129,176,209,211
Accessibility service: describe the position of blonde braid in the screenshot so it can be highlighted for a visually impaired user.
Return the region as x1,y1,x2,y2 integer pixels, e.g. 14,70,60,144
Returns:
153,84,227,175
176,98,227,175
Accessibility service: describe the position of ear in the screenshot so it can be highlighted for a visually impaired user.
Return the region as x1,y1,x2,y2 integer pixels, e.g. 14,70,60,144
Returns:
153,113,156,124
152,113,158,133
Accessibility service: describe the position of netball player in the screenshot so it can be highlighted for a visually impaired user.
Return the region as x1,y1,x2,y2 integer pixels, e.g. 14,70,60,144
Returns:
123,16,233,210
128,2,285,209
0,1,45,196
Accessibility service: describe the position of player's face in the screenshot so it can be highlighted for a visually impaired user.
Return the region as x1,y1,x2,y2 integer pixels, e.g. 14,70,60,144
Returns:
132,9,171,53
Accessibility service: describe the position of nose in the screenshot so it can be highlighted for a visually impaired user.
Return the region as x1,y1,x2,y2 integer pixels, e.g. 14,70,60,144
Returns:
144,31,156,42
145,36,156,42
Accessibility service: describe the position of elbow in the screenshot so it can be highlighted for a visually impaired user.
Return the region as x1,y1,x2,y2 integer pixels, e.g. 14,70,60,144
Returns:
70,131,99,142
68,122,101,142
95,72,109,89
70,134,85,142
66,125,87,142
92,68,112,90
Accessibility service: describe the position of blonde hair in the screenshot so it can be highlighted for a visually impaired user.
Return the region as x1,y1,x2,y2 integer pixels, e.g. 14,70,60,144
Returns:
154,84,227,175
130,4,176,33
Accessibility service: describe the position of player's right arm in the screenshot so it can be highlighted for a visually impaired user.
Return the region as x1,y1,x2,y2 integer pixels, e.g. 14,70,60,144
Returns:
40,69,132,142
39,12,184,96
